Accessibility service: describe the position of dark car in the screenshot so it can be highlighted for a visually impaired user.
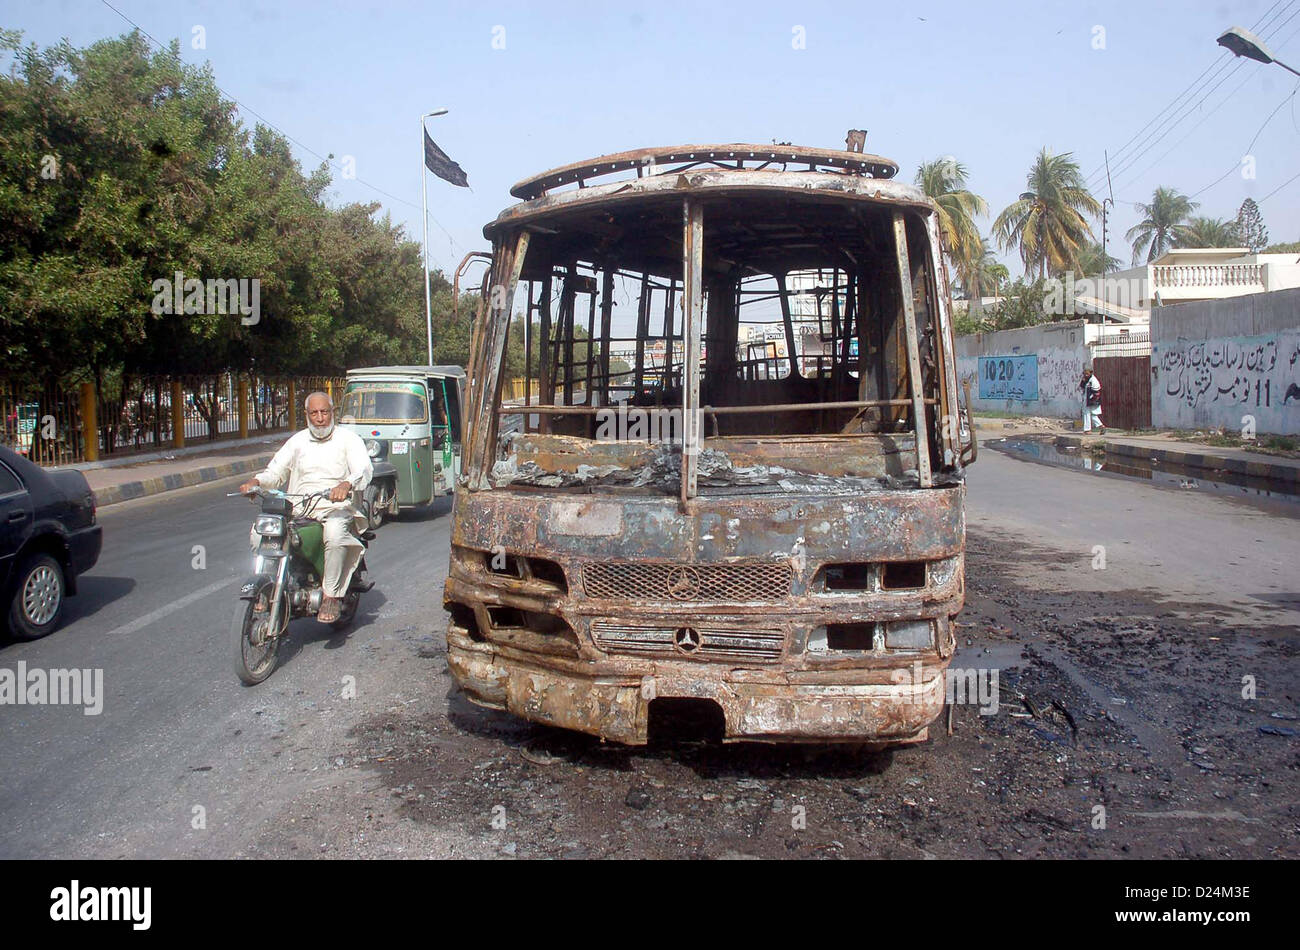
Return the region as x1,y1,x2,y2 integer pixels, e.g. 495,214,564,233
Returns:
0,446,102,639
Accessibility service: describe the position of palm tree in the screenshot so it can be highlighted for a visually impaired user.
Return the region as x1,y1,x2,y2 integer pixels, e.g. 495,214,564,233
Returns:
965,235,1009,300
1126,187,1197,263
1177,216,1241,248
993,149,1100,280
1075,241,1121,277
915,157,988,293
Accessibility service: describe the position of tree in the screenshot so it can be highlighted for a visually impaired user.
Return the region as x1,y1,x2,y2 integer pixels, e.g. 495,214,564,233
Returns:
1075,241,1121,277
1235,198,1269,252
980,278,1056,331
1263,240,1300,254
1125,187,1197,263
960,235,1008,302
915,157,987,294
1177,216,1241,248
993,149,1100,280
0,29,440,392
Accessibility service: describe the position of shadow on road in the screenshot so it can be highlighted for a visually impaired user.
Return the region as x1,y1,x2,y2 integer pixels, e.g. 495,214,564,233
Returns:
272,588,390,668
0,574,138,648
389,496,453,524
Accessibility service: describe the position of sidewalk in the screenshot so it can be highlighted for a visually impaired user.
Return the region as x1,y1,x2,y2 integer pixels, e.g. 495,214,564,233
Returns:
975,416,1300,486
81,440,280,507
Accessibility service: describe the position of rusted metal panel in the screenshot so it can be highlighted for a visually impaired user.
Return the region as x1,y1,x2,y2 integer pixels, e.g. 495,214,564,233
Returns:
466,230,529,488
681,199,704,504
450,487,965,573
509,144,900,200
892,211,933,488
486,169,934,241
447,625,947,745
925,212,963,469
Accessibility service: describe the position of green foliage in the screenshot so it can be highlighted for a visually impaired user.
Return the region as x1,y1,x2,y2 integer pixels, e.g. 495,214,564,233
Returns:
0,30,442,385
1126,187,1197,263
1074,241,1121,277
1234,198,1269,253
993,149,1099,280
1263,240,1300,254
952,311,983,335
1177,216,1241,249
960,278,1062,333
915,157,988,294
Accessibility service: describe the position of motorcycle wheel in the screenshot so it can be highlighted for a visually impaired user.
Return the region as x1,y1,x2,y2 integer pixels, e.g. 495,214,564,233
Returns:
331,591,360,631
231,597,281,685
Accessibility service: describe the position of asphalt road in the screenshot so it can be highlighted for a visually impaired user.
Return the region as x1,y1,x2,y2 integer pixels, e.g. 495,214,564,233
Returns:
0,481,458,858
1,446,1296,858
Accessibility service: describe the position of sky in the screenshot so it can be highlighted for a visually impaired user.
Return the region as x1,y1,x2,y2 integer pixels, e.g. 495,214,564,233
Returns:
6,0,1300,280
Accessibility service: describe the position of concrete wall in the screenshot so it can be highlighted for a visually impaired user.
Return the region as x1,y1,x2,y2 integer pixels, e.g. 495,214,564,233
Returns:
956,320,1089,418
1150,287,1300,435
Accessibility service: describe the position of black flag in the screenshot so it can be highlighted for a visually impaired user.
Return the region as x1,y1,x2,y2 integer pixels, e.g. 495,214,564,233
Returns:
423,129,468,187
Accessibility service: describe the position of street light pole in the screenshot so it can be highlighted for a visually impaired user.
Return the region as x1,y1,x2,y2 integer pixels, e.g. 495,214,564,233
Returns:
421,108,449,366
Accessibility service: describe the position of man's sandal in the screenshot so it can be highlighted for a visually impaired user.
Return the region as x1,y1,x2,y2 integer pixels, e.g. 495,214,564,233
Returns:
318,597,341,623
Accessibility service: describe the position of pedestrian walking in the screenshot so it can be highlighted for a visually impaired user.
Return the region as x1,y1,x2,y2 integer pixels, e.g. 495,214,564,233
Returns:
1080,367,1105,433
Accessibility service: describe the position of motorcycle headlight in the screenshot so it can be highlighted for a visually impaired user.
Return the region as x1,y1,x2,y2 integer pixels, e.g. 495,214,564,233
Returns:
254,514,285,537
365,439,382,458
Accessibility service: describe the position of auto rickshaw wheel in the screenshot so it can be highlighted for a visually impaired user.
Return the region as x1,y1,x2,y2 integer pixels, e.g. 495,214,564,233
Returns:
364,484,386,529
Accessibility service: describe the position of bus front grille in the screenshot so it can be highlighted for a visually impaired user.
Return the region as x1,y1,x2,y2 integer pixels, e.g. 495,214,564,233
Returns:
590,620,784,661
582,561,793,603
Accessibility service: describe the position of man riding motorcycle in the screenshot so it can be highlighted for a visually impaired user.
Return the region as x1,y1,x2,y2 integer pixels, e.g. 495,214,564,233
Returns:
239,391,373,623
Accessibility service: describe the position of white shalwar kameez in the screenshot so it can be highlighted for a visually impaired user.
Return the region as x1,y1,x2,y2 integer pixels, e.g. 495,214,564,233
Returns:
253,427,373,598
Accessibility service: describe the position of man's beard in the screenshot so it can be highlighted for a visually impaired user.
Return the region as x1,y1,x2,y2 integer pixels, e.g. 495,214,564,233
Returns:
307,419,335,440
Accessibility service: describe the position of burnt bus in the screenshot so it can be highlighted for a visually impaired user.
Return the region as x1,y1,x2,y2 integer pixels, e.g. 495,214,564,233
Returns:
444,142,976,745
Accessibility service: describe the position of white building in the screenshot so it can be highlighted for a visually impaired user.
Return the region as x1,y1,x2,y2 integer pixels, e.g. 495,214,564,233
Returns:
1105,247,1300,310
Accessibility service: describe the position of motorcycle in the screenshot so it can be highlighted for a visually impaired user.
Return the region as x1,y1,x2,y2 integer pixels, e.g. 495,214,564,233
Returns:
229,486,374,685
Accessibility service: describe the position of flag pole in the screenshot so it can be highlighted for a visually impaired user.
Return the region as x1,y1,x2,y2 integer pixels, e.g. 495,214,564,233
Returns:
421,108,449,366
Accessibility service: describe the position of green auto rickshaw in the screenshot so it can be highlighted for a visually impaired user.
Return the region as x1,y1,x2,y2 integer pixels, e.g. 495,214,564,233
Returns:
338,365,465,527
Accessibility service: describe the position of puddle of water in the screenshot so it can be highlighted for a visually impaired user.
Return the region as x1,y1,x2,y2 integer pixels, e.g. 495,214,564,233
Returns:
992,437,1300,507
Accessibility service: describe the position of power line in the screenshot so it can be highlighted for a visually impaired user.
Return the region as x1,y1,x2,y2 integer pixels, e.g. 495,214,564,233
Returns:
96,0,465,263
1084,0,1295,189
1102,6,1299,190
1106,10,1300,198
1084,0,1293,188
1185,81,1299,200
1258,167,1300,203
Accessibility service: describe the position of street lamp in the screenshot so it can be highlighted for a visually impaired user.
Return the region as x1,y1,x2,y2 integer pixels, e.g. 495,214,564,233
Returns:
421,108,450,366
1216,26,1300,77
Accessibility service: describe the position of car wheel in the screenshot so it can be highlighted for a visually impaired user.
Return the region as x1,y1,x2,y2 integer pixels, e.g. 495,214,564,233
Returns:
8,553,66,640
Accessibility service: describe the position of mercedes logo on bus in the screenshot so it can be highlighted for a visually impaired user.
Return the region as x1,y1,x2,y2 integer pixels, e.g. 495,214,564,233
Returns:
673,626,701,655
665,566,701,600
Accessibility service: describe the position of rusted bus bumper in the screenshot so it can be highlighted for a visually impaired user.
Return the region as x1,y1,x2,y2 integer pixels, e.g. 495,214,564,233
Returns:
447,624,946,745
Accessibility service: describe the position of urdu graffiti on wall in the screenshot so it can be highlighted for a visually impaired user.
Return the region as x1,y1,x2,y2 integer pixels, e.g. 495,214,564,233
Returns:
977,355,1038,400
1155,336,1294,410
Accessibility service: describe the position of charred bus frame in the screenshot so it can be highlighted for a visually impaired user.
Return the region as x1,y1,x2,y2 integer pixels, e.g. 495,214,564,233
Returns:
444,143,976,745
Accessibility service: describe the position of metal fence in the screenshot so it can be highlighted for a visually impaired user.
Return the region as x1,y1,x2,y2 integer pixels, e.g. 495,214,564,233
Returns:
1,373,346,467
0,379,87,466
